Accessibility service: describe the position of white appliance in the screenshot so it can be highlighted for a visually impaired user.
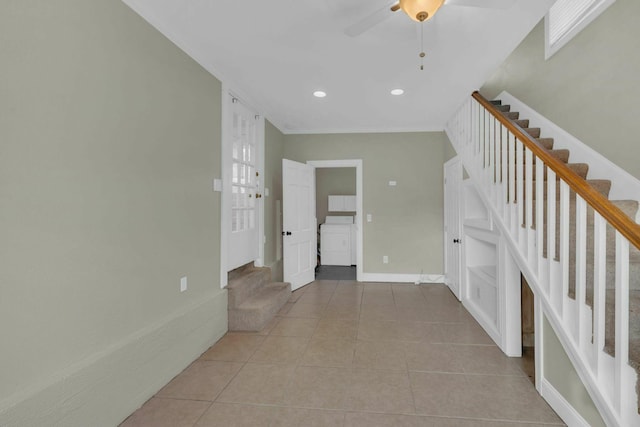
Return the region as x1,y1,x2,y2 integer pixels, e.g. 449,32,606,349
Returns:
320,216,356,266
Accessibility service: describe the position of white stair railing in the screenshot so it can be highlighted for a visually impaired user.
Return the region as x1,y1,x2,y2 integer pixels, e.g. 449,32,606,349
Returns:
445,93,640,427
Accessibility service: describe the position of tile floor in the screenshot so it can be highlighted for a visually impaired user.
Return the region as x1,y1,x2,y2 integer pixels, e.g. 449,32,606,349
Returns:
120,281,565,427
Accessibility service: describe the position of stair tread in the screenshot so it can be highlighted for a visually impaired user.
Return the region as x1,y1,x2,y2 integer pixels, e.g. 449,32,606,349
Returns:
536,138,554,149
227,268,271,288
524,127,541,138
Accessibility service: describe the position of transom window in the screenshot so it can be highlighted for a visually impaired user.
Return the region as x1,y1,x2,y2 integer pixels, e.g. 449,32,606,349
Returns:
545,0,615,59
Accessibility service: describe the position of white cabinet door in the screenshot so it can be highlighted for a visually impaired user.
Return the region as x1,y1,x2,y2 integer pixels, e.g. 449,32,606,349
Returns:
328,195,356,212
320,225,351,266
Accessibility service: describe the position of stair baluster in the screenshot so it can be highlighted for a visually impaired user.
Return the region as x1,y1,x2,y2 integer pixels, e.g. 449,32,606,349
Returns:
446,91,640,426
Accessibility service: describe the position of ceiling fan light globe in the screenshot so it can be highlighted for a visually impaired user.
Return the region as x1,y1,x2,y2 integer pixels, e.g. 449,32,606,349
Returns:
399,0,445,22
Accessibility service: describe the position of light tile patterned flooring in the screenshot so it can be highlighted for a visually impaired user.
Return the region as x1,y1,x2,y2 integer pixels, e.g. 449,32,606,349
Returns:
121,281,565,427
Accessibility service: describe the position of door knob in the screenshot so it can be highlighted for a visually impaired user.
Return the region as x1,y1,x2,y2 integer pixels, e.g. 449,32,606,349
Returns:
453,238,462,244
282,231,292,236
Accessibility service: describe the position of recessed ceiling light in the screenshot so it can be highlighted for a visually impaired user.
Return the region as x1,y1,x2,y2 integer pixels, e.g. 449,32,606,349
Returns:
313,90,327,98
391,89,405,96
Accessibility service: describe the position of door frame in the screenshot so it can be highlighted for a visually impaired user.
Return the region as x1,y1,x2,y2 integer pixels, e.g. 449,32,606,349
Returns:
307,159,363,282
220,87,265,288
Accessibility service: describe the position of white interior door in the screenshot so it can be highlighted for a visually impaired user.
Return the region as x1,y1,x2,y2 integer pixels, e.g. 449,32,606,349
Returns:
444,157,463,300
227,100,261,270
283,159,316,290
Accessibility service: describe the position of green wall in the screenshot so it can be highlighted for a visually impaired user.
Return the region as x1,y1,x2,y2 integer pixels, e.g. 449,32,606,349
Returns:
543,317,605,426
264,120,285,281
284,132,449,275
481,0,640,179
0,1,227,425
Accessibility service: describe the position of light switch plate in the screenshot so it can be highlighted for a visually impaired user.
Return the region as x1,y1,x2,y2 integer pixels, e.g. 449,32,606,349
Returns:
367,214,372,222
213,179,222,192
388,181,397,186
180,276,188,292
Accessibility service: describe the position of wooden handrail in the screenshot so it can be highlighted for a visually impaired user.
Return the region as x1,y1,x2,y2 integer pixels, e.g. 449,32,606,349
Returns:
472,91,640,251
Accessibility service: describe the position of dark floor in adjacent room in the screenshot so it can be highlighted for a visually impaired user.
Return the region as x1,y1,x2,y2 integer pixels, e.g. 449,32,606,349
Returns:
315,265,356,281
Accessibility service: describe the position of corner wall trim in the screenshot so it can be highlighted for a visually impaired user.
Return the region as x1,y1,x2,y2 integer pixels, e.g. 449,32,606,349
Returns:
540,378,593,427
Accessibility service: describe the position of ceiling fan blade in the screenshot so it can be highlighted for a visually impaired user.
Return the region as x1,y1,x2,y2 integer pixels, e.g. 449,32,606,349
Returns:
445,0,514,9
345,2,400,37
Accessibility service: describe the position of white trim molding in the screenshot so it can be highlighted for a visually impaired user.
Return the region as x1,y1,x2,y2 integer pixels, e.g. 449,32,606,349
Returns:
540,378,594,427
359,273,444,284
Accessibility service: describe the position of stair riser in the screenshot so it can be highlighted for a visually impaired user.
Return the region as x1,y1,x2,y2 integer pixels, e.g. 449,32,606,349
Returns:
228,283,291,331
228,268,272,308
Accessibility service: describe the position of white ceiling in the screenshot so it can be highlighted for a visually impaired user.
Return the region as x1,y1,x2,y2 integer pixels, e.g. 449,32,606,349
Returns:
123,0,553,134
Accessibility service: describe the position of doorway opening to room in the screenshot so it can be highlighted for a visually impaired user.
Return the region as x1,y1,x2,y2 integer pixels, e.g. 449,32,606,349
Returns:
520,274,536,385
314,167,357,281
307,159,363,280
282,159,363,288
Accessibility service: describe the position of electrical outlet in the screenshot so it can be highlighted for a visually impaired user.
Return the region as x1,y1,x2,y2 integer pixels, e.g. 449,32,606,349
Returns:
383,255,389,264
180,276,188,292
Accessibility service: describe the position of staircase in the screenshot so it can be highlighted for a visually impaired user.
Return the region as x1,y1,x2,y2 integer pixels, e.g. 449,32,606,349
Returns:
227,263,291,331
446,92,640,426
493,98,640,380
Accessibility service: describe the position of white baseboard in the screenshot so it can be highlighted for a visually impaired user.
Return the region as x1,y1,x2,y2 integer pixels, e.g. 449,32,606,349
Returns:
540,378,592,427
0,291,228,427
359,273,444,284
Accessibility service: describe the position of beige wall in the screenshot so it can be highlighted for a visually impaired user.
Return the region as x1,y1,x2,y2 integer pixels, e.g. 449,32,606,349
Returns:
316,168,357,225
0,1,226,425
284,132,449,275
481,0,640,179
543,316,605,426
264,121,285,281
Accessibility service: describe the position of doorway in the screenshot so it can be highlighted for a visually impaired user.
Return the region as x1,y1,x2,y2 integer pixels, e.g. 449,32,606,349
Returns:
315,167,357,280
520,274,536,385
307,159,363,280
220,91,265,288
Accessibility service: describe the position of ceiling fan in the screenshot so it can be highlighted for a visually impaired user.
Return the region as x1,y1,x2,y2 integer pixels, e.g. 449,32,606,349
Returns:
345,0,515,37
